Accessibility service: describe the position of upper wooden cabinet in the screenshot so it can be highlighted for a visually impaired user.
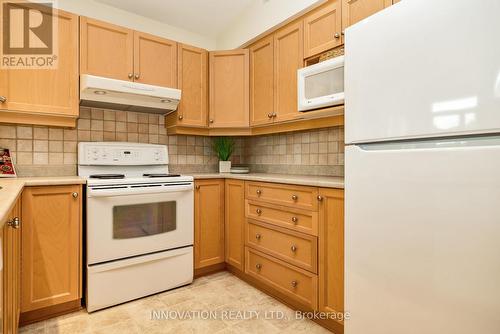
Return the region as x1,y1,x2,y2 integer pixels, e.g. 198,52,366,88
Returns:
134,32,177,87
225,180,246,271
21,185,81,314
249,36,275,127
80,17,177,87
80,17,134,81
274,21,304,123
176,44,208,127
209,50,250,128
0,9,79,127
194,180,225,269
342,0,393,30
304,1,343,58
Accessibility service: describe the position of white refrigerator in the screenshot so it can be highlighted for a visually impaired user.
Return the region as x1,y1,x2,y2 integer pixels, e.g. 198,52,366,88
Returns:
344,1,500,333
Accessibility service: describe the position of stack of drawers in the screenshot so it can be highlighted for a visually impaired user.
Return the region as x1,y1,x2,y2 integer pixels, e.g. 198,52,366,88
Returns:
244,181,319,310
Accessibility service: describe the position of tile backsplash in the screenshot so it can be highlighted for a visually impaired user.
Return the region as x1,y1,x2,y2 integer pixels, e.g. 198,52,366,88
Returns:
0,107,343,177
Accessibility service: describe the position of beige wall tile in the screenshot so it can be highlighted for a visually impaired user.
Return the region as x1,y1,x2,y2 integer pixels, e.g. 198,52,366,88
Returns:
91,120,103,131
78,130,91,141
103,121,115,132
33,140,49,152
49,152,63,165
33,152,49,165
0,139,16,150
17,139,33,152
116,132,127,141
63,141,77,153
64,129,78,141
91,109,104,120
116,122,126,132
17,152,33,164
33,127,48,140
148,115,159,124
78,119,91,130
138,123,148,134
116,111,127,122
17,126,33,139
127,123,138,132
91,131,103,141
49,141,63,152
0,125,16,138
127,112,138,123
49,128,63,140
103,110,115,121
103,132,116,141
64,153,77,165
80,108,91,119
137,113,149,124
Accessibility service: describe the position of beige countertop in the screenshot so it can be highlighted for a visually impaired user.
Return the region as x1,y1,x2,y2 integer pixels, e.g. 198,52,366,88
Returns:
0,176,86,228
190,173,345,189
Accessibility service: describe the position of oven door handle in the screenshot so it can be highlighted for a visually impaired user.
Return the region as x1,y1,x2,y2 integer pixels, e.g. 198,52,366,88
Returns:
88,184,193,197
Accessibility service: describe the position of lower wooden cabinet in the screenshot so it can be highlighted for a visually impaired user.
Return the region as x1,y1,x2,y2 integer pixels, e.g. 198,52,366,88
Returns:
20,185,82,319
224,179,245,271
194,179,225,270
318,188,345,332
3,198,21,334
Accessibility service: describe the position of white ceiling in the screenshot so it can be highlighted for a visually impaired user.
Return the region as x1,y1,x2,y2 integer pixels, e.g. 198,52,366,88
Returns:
94,0,254,38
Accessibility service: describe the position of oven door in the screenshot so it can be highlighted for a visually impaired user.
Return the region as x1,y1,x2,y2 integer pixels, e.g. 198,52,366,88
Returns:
86,183,194,265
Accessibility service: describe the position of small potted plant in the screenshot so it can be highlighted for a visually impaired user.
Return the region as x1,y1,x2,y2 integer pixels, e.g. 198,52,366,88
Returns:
212,137,234,173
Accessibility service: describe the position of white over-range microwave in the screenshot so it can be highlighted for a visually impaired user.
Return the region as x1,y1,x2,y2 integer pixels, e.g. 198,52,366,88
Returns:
297,55,345,112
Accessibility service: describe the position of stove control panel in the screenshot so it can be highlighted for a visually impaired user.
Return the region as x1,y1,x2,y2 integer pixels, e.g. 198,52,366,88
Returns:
78,142,168,165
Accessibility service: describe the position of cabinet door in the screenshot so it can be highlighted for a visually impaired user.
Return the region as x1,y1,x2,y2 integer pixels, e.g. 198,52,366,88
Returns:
194,180,225,269
274,21,304,123
249,36,275,126
342,0,392,31
0,9,78,118
304,1,343,58
80,17,134,81
21,185,81,312
177,44,208,127
209,50,250,128
3,198,21,334
225,180,245,271
134,32,177,87
318,188,344,317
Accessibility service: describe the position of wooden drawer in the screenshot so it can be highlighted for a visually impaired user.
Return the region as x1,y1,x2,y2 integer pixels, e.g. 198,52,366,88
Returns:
246,219,318,273
246,182,318,211
246,200,318,236
245,247,318,310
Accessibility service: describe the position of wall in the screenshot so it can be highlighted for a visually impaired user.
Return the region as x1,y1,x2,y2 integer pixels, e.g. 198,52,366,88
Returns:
0,107,246,177
217,0,325,49
243,127,344,176
55,0,216,50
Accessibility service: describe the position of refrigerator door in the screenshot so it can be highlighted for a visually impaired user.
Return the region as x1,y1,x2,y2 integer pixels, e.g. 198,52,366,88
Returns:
345,0,500,144
345,138,500,334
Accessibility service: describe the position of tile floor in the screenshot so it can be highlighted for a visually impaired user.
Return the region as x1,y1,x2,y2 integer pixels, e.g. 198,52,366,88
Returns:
20,271,330,333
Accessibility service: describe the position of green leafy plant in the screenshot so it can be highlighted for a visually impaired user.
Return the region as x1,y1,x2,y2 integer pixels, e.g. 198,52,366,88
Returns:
212,137,234,161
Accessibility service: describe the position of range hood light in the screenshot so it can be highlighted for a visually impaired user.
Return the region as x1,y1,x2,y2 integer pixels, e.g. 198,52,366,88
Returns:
94,90,107,95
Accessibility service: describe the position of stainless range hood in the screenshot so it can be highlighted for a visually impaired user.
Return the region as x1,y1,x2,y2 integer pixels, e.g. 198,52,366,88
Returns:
80,75,181,114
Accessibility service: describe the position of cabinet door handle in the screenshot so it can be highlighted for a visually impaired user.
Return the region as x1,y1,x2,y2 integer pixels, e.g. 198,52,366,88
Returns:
0,96,6,103
178,115,183,120
272,112,277,118
291,216,298,224
134,74,140,80
72,192,78,198
291,245,297,252
256,189,262,196
128,73,133,79
292,194,298,201
256,208,262,215
255,263,262,270
334,33,340,39
267,113,273,119
255,233,261,240
317,195,323,201
196,185,200,190
7,217,20,229
291,280,298,288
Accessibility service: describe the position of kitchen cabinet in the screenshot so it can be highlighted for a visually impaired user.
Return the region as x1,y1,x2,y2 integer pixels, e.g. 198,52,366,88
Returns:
134,32,177,87
194,180,225,270
209,50,250,128
21,186,81,318
342,0,392,31
0,9,79,127
176,44,208,127
80,18,177,87
3,198,21,334
249,36,275,126
224,180,245,271
80,17,134,81
274,21,304,123
318,188,345,330
304,1,343,58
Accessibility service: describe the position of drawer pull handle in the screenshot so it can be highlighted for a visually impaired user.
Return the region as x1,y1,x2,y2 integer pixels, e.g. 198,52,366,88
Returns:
256,189,262,196
7,217,20,229
291,216,298,224
72,192,79,198
256,208,262,215
256,263,262,270
255,233,261,240
291,280,298,288
292,195,298,201
291,245,297,252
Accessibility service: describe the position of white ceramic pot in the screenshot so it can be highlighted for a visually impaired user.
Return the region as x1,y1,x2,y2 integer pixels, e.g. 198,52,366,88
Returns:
219,161,231,173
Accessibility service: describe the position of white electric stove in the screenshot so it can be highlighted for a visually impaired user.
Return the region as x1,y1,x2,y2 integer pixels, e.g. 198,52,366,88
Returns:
78,142,194,312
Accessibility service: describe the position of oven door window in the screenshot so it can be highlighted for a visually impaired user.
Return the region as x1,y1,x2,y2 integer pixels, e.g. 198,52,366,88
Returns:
113,201,176,239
